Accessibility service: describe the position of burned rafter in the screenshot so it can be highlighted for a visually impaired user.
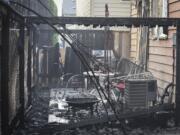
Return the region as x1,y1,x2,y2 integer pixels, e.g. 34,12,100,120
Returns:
26,16,180,27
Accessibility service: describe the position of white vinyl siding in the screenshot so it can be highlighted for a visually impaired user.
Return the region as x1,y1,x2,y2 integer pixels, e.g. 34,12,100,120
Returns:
76,0,130,17
92,0,130,17
76,0,91,16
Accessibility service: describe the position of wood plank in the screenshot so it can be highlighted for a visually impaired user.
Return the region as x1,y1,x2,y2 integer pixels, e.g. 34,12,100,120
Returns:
149,54,173,65
149,40,173,48
131,32,138,35
130,45,136,51
131,14,138,16
149,69,173,84
169,0,179,4
131,38,137,44
131,43,137,47
157,79,175,93
149,46,173,57
94,0,130,5
131,28,138,33
130,51,136,57
131,33,137,39
169,2,180,13
148,61,175,75
169,11,180,18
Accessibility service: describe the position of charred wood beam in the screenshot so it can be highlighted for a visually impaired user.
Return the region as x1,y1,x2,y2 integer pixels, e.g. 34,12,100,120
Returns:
39,29,108,33
27,30,32,106
19,22,25,127
26,16,180,27
1,12,10,135
33,29,39,86
1,1,179,28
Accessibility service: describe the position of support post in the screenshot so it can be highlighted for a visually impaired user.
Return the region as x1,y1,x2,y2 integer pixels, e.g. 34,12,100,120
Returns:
27,30,32,105
1,13,10,135
32,29,36,86
176,23,180,125
19,22,25,126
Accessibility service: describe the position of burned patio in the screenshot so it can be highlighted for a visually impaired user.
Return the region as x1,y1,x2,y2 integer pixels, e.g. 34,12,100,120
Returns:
1,1,180,135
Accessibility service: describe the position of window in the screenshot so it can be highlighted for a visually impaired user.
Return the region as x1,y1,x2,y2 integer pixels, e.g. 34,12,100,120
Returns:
151,0,168,40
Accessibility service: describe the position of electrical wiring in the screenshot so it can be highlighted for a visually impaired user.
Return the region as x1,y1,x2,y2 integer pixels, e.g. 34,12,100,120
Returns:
67,40,128,134
61,29,111,72
9,1,127,134
9,0,110,118
63,30,112,72
36,0,111,79
29,1,111,118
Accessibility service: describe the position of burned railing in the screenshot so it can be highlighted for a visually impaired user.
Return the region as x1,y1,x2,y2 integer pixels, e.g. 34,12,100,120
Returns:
26,15,180,126
1,0,180,135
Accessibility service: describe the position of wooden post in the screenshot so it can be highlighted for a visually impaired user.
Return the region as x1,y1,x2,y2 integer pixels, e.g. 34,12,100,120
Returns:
1,13,10,135
32,29,36,86
176,24,180,125
19,22,25,126
27,30,32,105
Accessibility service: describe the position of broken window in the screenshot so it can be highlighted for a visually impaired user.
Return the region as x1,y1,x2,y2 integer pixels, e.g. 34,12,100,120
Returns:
151,0,168,40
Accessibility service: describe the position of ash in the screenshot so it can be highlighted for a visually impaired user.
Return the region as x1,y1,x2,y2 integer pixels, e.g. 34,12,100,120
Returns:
13,87,179,135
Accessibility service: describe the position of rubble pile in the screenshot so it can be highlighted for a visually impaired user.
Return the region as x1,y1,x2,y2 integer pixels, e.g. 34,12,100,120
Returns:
12,88,179,135
13,88,50,135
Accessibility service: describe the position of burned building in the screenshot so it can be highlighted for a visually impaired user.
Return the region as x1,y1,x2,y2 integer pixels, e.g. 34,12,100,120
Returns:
1,0,180,135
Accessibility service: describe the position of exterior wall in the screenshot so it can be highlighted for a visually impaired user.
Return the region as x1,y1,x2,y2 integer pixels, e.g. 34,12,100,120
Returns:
130,0,180,98
130,3,140,61
76,0,91,16
91,0,130,17
114,32,130,58
147,0,179,96
76,0,130,17
76,0,131,58
62,0,76,16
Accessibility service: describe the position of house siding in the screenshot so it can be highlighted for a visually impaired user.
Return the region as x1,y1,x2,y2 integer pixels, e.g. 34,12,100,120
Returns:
76,0,91,16
92,0,130,17
129,0,179,98
76,0,130,17
147,0,179,96
76,0,131,58
130,3,140,61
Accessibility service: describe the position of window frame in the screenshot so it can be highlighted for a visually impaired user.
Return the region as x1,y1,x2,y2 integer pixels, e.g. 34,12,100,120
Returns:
151,0,168,40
